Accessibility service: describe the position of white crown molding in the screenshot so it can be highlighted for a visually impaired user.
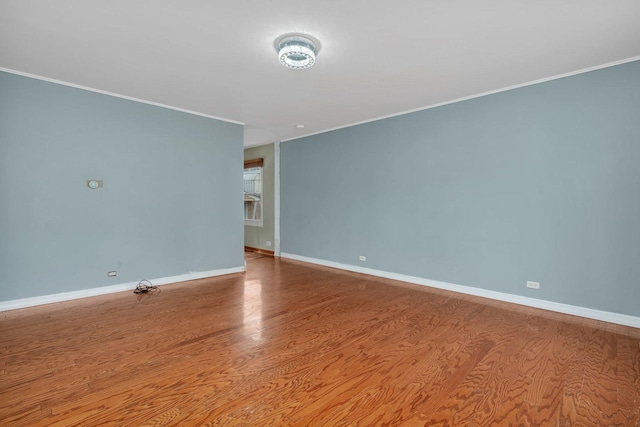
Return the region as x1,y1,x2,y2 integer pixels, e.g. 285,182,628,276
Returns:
0,266,245,312
0,67,244,126
281,56,640,143
280,253,640,329
244,140,278,149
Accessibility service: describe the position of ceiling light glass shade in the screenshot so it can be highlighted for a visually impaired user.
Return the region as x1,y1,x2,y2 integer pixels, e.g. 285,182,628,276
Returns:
276,35,319,69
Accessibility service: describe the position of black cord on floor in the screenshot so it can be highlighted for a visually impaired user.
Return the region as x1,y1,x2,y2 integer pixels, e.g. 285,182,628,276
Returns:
133,279,160,294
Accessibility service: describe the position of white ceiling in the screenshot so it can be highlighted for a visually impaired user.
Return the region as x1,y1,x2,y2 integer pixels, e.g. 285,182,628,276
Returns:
1,1,639,147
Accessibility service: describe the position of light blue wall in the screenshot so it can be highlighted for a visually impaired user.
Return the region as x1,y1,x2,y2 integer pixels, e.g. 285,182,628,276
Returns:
0,71,244,302
281,60,640,317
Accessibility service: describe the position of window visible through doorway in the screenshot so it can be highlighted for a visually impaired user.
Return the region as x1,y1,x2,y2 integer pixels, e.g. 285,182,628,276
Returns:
244,158,263,226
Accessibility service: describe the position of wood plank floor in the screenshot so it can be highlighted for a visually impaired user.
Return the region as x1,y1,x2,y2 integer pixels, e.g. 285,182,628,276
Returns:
1,255,639,426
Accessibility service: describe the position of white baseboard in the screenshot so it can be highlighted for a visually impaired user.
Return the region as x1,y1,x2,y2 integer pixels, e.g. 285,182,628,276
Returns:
0,266,245,312
280,253,640,329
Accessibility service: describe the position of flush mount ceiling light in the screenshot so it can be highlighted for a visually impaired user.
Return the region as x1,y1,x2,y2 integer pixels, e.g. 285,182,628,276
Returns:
275,34,320,69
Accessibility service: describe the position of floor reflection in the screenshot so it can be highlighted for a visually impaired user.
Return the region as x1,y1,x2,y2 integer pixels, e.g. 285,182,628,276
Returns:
242,278,263,342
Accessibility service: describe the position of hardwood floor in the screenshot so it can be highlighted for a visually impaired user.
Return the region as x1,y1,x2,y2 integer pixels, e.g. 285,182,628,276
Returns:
1,256,639,426
244,251,271,261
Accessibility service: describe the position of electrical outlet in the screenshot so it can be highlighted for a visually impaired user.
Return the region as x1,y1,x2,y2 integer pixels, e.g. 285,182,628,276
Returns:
266,241,272,247
107,271,117,277
359,256,366,261
526,281,540,289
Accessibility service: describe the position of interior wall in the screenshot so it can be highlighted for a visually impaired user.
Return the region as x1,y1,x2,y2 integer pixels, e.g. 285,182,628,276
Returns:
244,143,275,251
281,60,640,317
0,71,244,302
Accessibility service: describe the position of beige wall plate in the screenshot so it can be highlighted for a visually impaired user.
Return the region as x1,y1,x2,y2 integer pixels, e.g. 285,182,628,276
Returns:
87,179,103,189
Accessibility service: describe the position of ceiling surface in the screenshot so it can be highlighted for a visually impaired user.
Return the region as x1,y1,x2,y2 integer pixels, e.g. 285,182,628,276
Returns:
1,0,639,147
